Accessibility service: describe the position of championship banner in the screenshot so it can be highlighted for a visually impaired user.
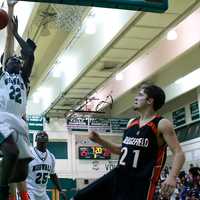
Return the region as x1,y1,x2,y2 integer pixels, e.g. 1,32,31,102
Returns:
27,115,44,132
66,117,129,133
111,118,129,133
27,115,44,144
66,117,89,131
89,118,111,133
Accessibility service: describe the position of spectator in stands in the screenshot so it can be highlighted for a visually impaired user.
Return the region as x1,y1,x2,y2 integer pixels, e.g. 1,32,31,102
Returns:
155,165,200,200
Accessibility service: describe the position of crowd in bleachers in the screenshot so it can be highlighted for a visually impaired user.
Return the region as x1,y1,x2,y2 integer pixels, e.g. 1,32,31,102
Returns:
154,165,200,200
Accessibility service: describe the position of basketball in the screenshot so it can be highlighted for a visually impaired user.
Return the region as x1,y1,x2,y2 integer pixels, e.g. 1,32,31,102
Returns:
0,9,9,30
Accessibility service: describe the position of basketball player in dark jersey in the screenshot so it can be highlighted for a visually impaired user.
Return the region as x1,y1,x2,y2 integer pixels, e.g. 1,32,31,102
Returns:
72,84,185,200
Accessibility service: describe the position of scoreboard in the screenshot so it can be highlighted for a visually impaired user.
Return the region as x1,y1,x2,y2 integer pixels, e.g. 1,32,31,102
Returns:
19,0,168,13
79,146,111,160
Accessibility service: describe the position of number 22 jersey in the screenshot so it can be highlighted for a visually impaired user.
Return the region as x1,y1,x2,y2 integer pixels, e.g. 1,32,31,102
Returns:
0,72,27,117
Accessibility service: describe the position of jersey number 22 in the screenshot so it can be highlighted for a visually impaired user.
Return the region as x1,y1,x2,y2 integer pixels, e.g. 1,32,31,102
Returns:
9,86,22,104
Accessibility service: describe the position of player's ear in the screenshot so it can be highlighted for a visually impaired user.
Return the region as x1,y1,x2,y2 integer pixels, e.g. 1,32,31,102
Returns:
146,97,154,105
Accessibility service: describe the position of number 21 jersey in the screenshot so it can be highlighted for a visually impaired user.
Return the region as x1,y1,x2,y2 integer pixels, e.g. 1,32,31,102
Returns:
118,115,167,181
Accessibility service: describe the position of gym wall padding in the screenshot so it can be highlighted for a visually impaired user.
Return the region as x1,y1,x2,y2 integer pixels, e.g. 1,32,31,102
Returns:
47,142,68,159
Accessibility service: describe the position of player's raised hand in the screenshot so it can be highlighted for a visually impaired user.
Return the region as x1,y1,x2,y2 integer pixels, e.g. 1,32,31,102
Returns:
11,16,18,35
89,131,101,144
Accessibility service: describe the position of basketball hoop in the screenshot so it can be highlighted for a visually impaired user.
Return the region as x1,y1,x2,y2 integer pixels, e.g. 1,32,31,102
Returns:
54,5,86,32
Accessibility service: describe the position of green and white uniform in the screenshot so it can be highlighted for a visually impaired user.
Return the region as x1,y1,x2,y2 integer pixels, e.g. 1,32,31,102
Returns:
0,70,32,159
26,147,56,200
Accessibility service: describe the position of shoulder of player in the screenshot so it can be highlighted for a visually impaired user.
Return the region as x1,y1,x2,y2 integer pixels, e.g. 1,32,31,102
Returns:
48,150,56,160
126,118,137,128
30,146,36,157
158,118,174,133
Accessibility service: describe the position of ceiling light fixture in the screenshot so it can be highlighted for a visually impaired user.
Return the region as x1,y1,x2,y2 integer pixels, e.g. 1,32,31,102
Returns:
115,72,123,81
85,15,96,35
175,68,200,85
167,29,178,41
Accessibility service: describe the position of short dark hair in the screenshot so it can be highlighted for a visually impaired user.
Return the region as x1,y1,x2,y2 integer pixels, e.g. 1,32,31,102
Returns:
1,54,20,67
143,85,165,111
189,167,200,177
178,171,186,179
35,131,48,142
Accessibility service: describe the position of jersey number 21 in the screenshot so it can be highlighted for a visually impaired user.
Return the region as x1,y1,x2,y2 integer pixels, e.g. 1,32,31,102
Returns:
119,147,140,168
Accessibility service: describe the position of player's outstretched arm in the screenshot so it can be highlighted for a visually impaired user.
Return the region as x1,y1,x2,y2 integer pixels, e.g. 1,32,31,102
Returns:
89,131,121,155
158,119,185,198
3,0,17,67
50,173,67,200
11,16,34,56
11,16,36,84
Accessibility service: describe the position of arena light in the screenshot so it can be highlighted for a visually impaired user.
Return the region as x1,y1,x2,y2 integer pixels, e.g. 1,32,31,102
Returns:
52,66,62,78
85,15,96,35
175,68,200,86
52,61,63,78
167,30,178,41
115,72,123,81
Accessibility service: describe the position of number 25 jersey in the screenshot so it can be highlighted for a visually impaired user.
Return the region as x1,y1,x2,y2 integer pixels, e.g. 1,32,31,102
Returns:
118,115,167,181
26,147,56,197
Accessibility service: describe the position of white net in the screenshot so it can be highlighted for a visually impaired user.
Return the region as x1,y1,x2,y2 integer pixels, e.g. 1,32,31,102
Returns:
54,5,86,32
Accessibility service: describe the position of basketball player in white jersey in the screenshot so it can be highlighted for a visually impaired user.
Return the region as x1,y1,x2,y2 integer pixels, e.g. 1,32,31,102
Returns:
0,1,36,199
21,131,67,200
